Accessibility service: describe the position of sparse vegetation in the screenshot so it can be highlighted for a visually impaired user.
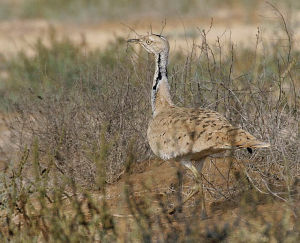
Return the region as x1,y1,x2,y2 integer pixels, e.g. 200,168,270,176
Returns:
0,2,299,241
0,0,299,21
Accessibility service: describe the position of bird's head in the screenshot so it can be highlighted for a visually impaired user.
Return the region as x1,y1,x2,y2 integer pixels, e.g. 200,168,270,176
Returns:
128,34,169,55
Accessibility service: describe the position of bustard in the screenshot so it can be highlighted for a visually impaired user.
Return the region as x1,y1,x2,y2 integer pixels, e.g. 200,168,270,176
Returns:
128,34,270,216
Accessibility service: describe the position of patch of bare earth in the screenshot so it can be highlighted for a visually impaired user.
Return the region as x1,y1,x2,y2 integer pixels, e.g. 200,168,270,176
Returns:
0,11,299,57
54,158,291,236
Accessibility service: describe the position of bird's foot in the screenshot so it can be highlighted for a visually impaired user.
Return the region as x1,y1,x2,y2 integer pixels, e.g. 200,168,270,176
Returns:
200,208,208,220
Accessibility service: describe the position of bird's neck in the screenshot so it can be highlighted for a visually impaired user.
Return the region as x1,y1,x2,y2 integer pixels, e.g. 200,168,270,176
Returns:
152,51,173,115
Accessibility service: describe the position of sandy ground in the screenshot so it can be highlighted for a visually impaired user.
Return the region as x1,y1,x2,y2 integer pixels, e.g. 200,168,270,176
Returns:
8,158,291,237
0,12,299,57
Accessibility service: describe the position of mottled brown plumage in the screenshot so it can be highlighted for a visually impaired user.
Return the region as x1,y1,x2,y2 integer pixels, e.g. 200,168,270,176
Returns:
148,106,269,161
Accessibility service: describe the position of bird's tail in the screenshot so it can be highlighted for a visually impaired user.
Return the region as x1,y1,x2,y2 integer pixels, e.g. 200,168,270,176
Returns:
227,127,270,149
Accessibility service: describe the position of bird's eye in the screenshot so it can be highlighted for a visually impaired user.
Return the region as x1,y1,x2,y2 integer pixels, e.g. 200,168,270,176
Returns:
146,40,152,45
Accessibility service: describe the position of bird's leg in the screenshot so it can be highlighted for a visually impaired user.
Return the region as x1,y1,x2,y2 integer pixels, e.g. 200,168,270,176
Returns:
169,158,207,218
183,160,207,219
196,160,208,219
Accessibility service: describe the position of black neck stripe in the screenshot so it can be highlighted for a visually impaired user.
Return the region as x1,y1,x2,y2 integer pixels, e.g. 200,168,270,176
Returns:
153,53,161,90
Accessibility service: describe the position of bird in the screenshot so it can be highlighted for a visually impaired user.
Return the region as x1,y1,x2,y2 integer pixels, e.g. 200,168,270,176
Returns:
128,33,270,217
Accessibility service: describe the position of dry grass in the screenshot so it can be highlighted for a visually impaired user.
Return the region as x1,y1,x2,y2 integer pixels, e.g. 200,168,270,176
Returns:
0,10,299,241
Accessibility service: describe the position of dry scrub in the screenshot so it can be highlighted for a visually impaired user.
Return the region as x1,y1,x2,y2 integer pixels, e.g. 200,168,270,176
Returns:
0,18,299,241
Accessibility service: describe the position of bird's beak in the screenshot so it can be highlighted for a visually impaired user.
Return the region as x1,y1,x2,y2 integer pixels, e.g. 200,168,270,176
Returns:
127,38,140,43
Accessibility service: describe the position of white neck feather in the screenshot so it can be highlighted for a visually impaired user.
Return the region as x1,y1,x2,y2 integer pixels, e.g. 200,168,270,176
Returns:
151,51,173,115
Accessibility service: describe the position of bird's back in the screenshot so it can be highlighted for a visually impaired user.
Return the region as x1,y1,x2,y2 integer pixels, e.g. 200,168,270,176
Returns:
147,106,269,160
